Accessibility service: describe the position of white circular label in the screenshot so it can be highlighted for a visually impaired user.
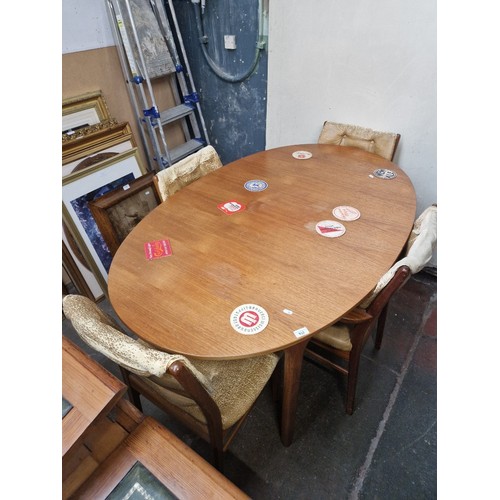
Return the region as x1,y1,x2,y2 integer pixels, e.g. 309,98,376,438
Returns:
332,205,361,221
373,168,397,179
315,220,346,238
230,304,269,334
292,150,312,159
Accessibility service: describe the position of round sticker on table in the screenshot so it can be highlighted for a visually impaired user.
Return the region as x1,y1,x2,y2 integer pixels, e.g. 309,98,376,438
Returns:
292,150,312,160
373,168,397,179
230,304,269,334
217,200,246,215
315,220,346,238
333,205,361,221
244,180,268,192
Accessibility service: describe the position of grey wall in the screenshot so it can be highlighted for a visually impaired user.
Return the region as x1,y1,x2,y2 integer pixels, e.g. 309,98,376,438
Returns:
171,0,268,165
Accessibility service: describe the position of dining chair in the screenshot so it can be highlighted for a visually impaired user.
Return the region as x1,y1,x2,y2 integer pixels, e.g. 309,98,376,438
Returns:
305,205,437,415
318,120,401,161
62,294,279,472
153,145,223,202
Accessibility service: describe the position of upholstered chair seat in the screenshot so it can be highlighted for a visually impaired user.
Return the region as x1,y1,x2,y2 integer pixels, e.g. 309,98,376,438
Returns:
138,355,278,429
313,324,352,352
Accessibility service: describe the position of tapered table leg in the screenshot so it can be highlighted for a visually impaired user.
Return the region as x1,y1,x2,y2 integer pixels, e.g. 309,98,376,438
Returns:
280,339,308,447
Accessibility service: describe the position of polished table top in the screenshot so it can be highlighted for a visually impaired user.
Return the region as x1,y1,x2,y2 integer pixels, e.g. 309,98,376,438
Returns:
108,144,416,359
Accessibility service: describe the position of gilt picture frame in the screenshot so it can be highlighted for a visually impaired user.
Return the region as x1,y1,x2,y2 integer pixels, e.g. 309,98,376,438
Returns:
62,137,135,178
62,90,112,137
62,121,135,167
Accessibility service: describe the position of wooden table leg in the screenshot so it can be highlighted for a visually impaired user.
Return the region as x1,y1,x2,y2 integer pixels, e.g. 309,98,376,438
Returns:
280,339,308,447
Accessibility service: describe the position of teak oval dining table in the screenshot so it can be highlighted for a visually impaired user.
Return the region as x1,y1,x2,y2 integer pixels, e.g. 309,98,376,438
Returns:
108,143,416,446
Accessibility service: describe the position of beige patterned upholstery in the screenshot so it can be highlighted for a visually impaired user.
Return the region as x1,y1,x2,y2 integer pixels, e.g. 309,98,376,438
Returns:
318,121,401,161
62,294,278,430
313,205,437,351
313,323,353,352
154,145,223,202
139,357,278,429
359,205,437,308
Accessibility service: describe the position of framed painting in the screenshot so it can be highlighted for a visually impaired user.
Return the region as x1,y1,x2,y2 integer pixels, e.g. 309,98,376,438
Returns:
62,90,112,136
62,137,135,178
62,121,135,167
62,235,104,301
112,0,175,79
62,148,147,293
89,172,161,256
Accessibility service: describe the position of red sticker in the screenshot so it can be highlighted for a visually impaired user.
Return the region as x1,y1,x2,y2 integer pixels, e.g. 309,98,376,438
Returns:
144,239,173,260
230,304,269,334
217,200,246,215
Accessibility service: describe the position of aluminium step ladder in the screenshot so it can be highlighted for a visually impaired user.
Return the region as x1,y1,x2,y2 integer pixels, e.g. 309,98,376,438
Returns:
105,0,210,171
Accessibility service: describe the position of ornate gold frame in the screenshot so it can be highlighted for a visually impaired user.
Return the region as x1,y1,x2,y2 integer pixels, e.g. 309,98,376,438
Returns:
62,90,114,140
62,121,135,165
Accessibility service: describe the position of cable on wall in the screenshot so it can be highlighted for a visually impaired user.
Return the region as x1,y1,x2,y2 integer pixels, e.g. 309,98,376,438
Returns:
191,0,265,83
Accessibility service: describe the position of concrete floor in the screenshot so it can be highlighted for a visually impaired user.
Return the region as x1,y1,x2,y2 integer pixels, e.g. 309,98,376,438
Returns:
62,270,437,499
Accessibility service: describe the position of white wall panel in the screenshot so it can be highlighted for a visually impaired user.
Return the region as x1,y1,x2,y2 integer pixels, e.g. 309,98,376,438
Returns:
62,0,115,54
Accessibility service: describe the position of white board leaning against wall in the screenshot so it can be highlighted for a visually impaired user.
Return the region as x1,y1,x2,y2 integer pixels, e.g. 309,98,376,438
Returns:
62,0,115,54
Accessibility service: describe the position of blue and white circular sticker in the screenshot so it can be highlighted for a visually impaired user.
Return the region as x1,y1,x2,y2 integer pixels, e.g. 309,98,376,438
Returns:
230,304,269,334
244,179,268,192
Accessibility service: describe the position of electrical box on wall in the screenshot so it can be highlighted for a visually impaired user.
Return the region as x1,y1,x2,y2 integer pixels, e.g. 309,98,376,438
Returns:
224,35,236,49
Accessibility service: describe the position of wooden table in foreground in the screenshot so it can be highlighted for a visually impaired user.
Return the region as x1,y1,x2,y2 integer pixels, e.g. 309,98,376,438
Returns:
72,417,249,499
62,335,127,459
108,143,416,446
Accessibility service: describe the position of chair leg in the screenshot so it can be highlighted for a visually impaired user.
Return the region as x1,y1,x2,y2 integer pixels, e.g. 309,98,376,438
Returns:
345,381,355,415
119,367,143,411
213,446,225,473
345,352,362,415
375,304,389,350
127,386,143,411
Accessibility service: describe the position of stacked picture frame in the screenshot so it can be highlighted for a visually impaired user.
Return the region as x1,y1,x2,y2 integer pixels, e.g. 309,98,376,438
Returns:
62,90,149,300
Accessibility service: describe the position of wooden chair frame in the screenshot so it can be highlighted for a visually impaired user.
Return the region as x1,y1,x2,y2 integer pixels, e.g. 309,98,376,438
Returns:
120,360,259,472
305,265,412,415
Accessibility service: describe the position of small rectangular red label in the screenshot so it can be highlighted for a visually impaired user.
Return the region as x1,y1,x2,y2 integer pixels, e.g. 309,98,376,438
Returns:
144,239,173,260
